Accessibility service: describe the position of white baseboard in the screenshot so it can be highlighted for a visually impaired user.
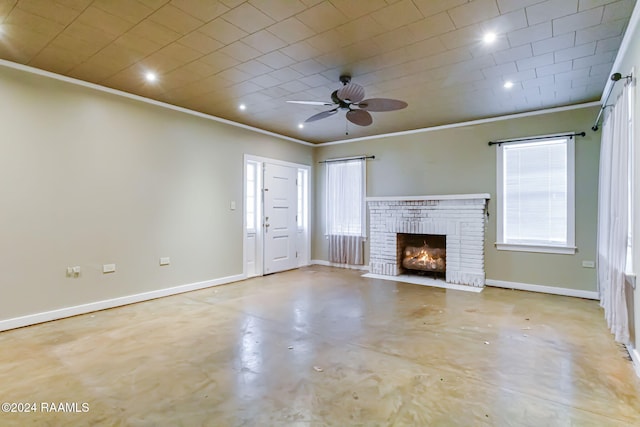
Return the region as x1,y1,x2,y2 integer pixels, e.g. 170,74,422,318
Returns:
0,273,245,332
627,345,640,378
311,259,370,271
485,279,599,300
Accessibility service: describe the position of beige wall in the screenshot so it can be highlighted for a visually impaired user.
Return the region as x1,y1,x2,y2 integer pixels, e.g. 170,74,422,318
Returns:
313,106,601,292
0,65,312,321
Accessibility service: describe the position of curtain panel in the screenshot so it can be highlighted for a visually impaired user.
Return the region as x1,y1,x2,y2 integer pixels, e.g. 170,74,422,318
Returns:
327,234,364,265
325,159,366,265
597,80,632,344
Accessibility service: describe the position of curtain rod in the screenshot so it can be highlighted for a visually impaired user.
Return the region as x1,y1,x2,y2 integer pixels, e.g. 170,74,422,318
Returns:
488,132,585,146
318,155,375,164
591,72,633,131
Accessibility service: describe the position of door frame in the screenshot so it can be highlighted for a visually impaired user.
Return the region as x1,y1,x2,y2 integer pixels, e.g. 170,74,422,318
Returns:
243,154,311,278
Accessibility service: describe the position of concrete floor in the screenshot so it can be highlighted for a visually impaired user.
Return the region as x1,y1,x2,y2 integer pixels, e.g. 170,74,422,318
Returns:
0,265,639,426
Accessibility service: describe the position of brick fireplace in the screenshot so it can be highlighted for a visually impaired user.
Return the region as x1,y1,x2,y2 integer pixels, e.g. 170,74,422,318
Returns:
367,194,490,288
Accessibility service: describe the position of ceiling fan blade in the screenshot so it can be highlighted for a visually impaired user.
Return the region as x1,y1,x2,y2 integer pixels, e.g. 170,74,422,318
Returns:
346,109,372,126
305,109,339,123
287,100,334,106
357,98,408,112
337,83,365,103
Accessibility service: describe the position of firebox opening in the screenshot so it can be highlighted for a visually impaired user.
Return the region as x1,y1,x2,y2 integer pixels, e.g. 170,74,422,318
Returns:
397,233,446,278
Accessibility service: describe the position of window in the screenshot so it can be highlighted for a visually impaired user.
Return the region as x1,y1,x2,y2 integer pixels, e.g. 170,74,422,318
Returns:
297,168,308,231
496,135,575,254
245,160,260,232
325,159,366,236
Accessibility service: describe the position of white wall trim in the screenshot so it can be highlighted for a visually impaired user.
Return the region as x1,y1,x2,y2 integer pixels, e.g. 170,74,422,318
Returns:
495,243,577,255
486,279,599,300
496,134,576,254
244,154,310,170
0,59,314,147
318,102,600,146
626,345,640,378
311,259,370,271
244,154,312,277
0,274,245,333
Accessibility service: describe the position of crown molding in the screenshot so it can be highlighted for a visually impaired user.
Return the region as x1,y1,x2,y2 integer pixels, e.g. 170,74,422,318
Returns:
318,101,601,146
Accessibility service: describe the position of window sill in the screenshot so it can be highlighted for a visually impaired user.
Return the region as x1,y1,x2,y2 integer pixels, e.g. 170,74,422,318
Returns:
495,243,576,255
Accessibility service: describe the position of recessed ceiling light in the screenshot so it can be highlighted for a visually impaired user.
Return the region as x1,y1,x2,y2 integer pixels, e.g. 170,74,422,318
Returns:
298,123,304,129
504,81,514,89
239,104,246,111
145,72,157,82
483,32,497,43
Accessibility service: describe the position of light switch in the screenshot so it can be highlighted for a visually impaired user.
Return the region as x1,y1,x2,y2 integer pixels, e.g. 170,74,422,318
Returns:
160,257,170,266
582,260,595,268
103,264,116,273
230,201,236,210
67,265,82,278
67,266,80,277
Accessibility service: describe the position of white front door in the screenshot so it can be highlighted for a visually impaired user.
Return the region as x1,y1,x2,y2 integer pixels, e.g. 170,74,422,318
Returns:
263,163,298,274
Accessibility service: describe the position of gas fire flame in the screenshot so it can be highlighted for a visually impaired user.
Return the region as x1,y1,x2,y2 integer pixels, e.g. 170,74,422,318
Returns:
403,243,445,272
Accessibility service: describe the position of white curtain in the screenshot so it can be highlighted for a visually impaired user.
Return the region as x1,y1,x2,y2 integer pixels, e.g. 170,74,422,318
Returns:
325,158,365,265
597,81,631,344
327,234,364,265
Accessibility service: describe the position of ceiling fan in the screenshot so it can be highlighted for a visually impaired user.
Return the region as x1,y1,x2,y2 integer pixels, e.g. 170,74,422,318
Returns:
287,75,408,127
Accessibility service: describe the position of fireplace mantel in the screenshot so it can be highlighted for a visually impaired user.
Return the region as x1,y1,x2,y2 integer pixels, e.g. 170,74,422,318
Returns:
366,193,490,202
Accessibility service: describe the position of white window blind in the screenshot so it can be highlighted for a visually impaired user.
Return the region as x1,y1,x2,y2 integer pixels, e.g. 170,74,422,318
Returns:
325,159,365,237
497,136,575,254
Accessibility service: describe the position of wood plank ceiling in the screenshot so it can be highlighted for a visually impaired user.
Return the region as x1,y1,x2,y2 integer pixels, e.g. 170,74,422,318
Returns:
0,0,635,143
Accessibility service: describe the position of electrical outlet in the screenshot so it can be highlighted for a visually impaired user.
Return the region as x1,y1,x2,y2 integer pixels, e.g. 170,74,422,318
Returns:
582,260,595,268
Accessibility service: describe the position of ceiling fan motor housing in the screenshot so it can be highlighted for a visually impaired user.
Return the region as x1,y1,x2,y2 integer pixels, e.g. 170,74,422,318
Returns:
339,75,352,85
331,90,351,109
